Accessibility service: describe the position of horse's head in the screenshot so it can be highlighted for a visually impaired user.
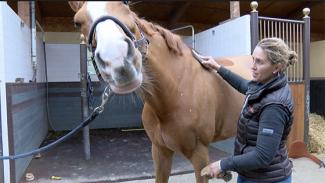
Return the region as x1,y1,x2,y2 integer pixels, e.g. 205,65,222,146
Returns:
69,1,144,94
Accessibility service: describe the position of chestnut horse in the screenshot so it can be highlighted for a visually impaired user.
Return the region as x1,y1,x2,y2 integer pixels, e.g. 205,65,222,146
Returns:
69,2,252,183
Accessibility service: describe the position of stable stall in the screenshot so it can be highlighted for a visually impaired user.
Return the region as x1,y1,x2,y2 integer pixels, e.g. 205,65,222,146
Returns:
1,1,322,182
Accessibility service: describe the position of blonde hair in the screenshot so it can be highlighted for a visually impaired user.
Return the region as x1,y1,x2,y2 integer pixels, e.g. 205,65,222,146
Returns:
257,37,298,72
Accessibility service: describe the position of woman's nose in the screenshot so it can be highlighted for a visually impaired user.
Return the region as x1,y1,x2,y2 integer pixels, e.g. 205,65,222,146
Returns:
251,61,257,70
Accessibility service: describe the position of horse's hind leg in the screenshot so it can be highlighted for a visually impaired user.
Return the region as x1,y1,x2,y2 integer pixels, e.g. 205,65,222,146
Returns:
189,141,209,183
152,143,174,183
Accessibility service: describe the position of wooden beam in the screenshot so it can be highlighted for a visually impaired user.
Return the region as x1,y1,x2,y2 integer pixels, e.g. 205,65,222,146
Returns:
311,32,325,42
43,17,77,32
18,1,30,27
168,2,191,29
230,1,240,19
35,1,43,25
283,2,322,19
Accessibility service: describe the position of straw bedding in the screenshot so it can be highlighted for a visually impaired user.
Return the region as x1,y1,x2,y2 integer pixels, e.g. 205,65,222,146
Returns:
308,113,325,154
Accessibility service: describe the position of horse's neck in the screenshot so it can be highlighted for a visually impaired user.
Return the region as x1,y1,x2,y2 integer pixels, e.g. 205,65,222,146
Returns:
142,36,193,112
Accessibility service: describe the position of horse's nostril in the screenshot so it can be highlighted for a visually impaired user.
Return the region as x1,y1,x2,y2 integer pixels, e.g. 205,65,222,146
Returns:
114,66,135,84
95,52,107,68
114,67,127,75
96,52,101,61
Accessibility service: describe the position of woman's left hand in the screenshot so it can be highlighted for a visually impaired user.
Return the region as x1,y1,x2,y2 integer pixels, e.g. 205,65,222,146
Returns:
201,56,221,71
201,160,222,178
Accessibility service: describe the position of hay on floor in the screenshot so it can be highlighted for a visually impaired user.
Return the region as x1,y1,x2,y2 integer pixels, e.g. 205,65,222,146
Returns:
308,113,325,154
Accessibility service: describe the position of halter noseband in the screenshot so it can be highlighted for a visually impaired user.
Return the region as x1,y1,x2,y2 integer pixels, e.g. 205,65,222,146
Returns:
87,15,148,83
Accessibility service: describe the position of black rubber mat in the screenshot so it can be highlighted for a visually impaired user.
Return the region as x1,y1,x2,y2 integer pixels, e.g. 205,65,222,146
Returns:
21,129,229,183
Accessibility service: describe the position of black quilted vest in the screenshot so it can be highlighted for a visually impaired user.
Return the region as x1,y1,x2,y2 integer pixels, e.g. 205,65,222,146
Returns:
234,74,294,182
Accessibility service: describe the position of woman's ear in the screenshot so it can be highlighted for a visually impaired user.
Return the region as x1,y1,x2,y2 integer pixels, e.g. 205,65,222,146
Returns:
273,63,282,74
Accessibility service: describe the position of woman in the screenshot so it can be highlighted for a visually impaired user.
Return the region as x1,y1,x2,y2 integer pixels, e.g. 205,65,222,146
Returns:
201,38,297,183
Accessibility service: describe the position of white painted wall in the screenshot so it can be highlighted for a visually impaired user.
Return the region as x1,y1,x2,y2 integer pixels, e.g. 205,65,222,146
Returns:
310,40,325,78
45,44,81,82
0,3,15,182
184,15,251,57
2,5,32,83
0,4,46,84
0,3,48,181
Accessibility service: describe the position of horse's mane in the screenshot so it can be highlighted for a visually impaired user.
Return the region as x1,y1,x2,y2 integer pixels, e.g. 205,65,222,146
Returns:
130,12,186,56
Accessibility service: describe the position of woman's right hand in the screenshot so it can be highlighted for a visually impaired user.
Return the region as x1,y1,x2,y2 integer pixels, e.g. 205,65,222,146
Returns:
201,56,221,71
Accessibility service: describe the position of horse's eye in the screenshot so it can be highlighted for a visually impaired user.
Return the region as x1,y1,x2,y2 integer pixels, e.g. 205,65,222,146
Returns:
74,22,81,28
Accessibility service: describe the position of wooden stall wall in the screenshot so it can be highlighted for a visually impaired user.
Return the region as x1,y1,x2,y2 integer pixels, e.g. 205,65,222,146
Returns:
6,83,48,183
287,83,305,151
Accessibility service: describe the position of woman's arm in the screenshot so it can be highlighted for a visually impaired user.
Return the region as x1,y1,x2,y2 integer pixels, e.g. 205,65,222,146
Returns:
217,66,249,94
220,104,289,171
201,57,249,94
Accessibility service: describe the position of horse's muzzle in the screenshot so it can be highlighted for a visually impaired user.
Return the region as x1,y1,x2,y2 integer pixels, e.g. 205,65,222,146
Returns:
109,72,143,94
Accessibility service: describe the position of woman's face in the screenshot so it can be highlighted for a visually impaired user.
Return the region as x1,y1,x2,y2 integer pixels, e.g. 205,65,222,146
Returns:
251,46,280,84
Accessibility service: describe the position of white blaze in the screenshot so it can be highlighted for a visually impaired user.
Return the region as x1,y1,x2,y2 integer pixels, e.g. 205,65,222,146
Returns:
87,2,127,67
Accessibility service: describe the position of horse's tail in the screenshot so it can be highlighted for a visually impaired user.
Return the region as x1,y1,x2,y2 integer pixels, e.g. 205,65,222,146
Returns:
288,140,325,168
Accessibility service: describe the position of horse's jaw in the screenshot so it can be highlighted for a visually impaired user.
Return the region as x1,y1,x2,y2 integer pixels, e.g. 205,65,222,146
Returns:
109,73,143,94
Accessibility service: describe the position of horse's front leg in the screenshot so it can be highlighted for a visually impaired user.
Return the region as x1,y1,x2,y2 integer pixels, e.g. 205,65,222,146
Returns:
189,141,209,183
152,143,174,183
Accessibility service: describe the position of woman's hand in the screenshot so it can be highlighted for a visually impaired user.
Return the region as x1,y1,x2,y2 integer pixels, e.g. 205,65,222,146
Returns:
201,160,222,178
201,56,221,71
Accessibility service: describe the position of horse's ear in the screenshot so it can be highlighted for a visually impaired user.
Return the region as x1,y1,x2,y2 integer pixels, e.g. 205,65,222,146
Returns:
68,1,84,12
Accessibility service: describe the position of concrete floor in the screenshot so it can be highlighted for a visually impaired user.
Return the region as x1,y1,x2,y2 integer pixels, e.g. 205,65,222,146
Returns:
21,129,325,183
21,129,229,183
124,156,325,183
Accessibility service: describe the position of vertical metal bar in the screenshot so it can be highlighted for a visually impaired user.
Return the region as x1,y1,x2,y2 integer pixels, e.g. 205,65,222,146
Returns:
296,23,299,81
285,22,288,76
80,35,91,160
292,23,296,82
267,20,270,37
289,23,292,81
263,20,266,38
282,22,285,47
303,10,310,144
250,8,259,53
275,21,278,38
258,20,263,40
300,24,303,81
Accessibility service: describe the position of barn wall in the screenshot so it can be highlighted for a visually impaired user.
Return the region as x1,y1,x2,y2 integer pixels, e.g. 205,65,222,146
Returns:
45,44,81,82
310,40,325,78
45,32,80,44
184,15,251,57
0,2,48,183
0,3,5,183
310,40,325,117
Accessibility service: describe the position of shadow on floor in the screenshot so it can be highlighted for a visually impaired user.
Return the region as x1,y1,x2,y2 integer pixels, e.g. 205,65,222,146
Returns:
21,129,229,183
